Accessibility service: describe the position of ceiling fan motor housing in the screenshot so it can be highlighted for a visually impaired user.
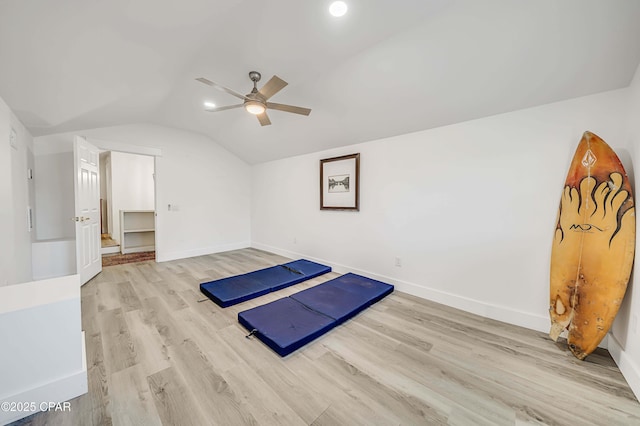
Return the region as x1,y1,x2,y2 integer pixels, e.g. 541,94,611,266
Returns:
249,71,261,83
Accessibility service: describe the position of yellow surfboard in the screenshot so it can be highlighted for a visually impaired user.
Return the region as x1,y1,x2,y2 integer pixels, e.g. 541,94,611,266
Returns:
550,131,635,359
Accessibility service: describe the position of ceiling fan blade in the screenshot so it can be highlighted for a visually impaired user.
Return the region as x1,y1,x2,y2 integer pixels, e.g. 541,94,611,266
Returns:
267,102,311,116
258,75,288,100
204,104,244,112
257,111,271,126
196,77,248,101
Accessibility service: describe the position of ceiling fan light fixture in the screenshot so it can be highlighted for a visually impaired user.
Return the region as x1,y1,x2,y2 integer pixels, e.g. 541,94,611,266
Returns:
245,100,266,115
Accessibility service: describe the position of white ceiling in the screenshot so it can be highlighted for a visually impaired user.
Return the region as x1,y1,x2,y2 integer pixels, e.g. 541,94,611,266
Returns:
1,0,640,164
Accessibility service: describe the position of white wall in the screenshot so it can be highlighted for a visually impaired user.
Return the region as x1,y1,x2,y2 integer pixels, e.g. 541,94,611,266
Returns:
103,152,113,234
609,63,640,400
0,95,34,286
252,88,630,334
109,151,155,245
34,124,251,262
32,239,76,281
0,274,87,424
99,151,108,201
0,98,14,286
11,118,35,284
34,151,74,240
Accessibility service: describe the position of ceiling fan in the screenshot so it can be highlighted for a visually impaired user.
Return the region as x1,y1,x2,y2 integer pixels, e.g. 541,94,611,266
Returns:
196,71,311,126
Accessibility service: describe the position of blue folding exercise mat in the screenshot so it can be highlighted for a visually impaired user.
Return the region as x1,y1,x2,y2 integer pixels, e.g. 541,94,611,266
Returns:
199,259,331,307
238,273,394,356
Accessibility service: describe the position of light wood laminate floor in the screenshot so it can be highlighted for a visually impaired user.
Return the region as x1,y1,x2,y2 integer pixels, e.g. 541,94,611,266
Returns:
13,248,640,425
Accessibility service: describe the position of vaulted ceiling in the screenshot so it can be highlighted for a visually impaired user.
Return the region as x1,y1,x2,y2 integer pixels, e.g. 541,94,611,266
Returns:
1,0,640,164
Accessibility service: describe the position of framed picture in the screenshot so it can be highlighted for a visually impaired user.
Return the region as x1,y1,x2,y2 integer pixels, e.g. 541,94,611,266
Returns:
320,153,360,210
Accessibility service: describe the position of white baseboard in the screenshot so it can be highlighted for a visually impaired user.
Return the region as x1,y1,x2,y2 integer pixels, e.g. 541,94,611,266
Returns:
608,334,640,401
251,242,550,333
0,368,87,425
157,241,251,262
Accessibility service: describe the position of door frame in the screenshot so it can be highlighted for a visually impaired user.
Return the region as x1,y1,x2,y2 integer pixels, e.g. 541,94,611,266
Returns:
86,137,162,261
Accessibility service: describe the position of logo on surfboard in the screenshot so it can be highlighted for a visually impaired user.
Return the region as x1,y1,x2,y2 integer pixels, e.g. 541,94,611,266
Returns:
569,223,604,233
581,149,597,167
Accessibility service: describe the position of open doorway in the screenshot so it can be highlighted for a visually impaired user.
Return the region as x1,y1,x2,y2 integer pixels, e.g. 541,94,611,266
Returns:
99,150,155,265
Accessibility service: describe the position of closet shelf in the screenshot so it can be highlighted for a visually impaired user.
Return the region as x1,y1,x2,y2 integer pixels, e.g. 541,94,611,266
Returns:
120,210,155,254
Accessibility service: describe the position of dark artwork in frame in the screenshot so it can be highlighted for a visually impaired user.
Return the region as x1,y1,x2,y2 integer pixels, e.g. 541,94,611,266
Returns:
320,153,360,211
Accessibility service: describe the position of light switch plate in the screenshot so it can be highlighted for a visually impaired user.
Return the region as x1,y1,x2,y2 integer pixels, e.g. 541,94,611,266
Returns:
27,206,33,232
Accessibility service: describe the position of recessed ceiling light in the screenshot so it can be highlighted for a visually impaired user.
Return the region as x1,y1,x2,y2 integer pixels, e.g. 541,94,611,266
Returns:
329,1,348,17
203,101,216,109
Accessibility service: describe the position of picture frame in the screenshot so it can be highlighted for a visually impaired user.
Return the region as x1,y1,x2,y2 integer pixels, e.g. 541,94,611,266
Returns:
320,153,360,211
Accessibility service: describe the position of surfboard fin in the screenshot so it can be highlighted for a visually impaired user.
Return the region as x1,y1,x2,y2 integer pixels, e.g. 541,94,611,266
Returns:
549,322,565,342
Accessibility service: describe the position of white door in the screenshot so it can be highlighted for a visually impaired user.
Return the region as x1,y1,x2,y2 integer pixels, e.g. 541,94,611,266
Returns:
73,136,102,285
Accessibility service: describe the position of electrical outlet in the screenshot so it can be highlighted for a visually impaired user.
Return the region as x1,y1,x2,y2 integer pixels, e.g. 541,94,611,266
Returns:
395,257,402,267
